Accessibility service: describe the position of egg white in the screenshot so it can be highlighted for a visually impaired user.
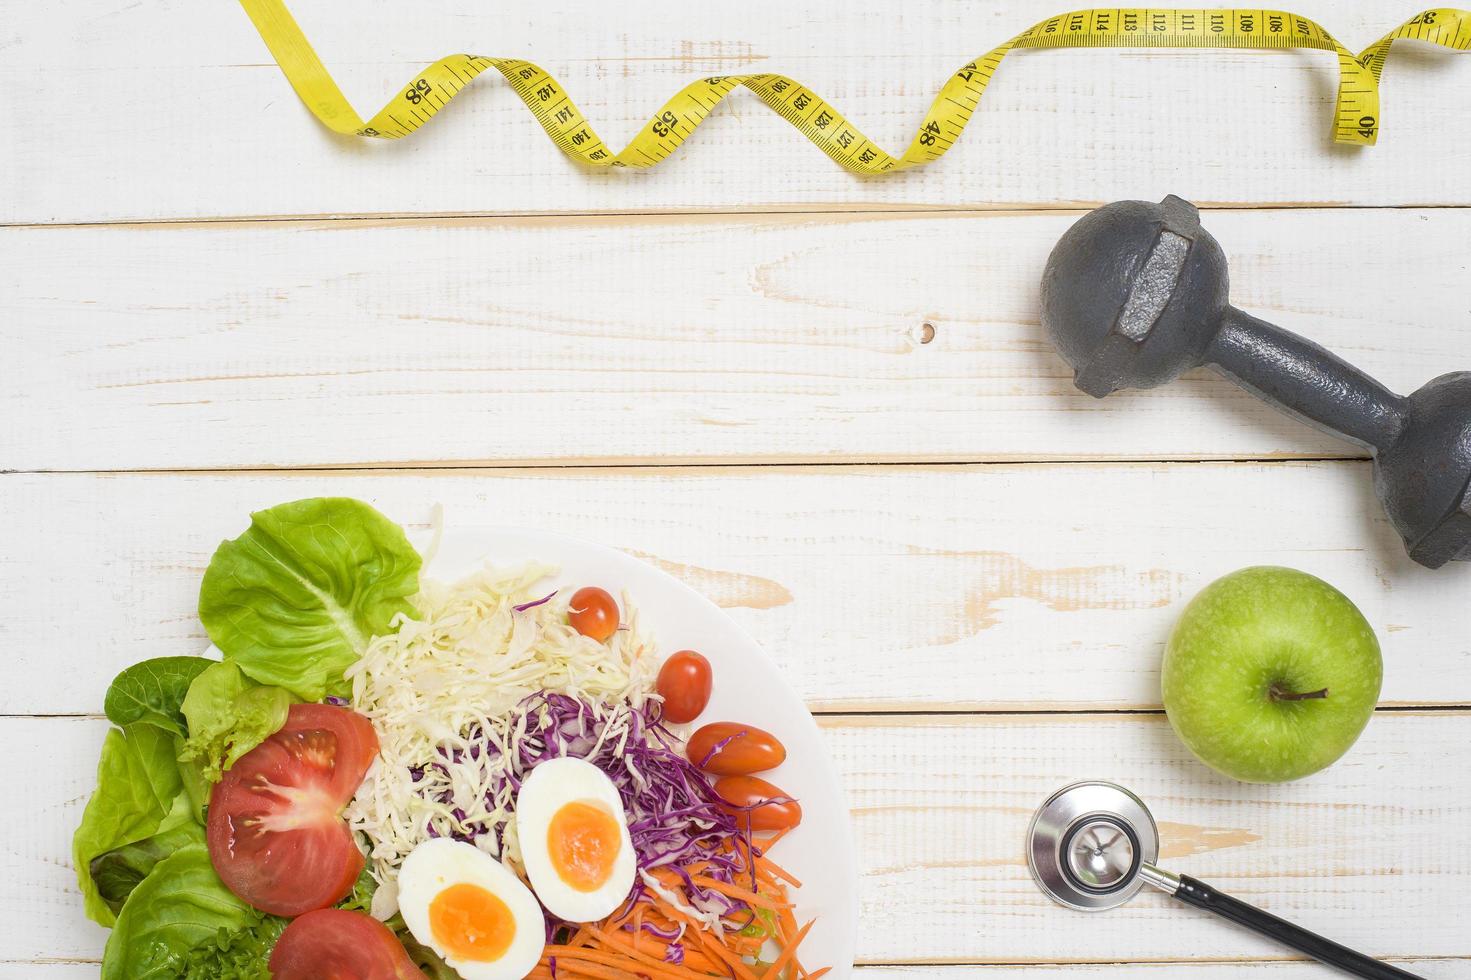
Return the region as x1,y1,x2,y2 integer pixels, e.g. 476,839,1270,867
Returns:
397,837,545,980
515,757,637,922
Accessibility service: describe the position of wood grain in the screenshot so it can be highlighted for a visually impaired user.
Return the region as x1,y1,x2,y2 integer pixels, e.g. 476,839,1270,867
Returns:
853,965,1459,977
6,1,1471,973
7,208,1470,471
15,958,1460,976
3,466,1467,716
7,712,1466,967
4,2,1471,223
19,956,1468,974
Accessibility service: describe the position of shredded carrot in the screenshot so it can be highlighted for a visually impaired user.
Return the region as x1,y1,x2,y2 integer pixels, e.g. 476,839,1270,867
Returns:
547,961,644,980
539,819,822,980
653,872,792,911
777,905,799,946
544,946,708,980
762,919,813,978
586,927,729,979
593,924,724,974
668,909,760,980
755,827,794,850
753,854,802,889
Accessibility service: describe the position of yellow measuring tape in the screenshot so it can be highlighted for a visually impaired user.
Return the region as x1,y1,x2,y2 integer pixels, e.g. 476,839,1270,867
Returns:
239,3,1471,173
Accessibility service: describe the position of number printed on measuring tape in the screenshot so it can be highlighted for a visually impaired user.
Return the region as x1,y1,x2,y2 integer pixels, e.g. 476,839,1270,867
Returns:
236,2,1471,173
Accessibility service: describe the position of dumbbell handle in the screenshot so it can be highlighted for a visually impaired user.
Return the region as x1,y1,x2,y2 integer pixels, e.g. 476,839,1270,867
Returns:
1206,307,1409,454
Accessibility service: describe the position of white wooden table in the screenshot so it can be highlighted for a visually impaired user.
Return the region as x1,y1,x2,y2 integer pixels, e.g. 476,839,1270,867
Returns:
4,1,1470,976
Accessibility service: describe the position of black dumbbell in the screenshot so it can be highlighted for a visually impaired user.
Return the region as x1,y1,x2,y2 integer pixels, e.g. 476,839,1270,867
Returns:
1040,195,1471,569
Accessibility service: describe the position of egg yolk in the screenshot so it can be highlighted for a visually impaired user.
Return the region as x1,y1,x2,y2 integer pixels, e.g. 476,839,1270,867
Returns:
547,800,623,892
428,882,516,962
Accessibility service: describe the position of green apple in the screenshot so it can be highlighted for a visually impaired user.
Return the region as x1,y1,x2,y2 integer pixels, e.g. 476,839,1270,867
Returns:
1162,566,1382,783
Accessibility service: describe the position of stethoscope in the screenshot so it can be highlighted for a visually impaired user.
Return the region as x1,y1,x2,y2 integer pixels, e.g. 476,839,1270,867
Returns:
1027,782,1425,980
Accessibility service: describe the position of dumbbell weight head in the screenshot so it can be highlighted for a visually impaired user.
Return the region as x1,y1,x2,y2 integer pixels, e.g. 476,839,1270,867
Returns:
1040,195,1229,396
1377,373,1471,568
1040,195,1471,569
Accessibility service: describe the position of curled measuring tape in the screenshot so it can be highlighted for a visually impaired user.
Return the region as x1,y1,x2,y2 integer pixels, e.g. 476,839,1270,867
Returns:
239,2,1471,172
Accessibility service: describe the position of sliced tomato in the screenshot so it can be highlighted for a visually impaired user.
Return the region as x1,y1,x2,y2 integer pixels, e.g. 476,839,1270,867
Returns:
207,702,378,916
269,908,427,980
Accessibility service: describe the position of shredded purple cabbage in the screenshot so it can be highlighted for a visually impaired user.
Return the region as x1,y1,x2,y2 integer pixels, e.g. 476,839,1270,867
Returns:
422,692,761,940
641,920,681,942
515,693,756,934
696,729,747,769
512,590,558,613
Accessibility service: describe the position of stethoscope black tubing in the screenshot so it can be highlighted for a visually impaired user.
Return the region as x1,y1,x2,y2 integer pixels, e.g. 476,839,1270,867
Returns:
1173,875,1425,979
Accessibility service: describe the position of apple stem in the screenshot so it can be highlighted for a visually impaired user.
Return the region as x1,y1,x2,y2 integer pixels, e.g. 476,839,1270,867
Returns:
1269,684,1329,702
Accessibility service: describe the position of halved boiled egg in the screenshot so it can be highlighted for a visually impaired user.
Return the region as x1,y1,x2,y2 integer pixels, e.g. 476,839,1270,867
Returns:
396,838,544,980
515,756,636,922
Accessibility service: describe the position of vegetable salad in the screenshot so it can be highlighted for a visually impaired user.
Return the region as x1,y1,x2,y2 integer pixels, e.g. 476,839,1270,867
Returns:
73,498,819,980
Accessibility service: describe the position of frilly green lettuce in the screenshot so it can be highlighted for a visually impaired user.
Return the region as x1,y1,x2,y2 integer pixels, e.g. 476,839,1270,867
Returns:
177,661,292,783
101,844,266,980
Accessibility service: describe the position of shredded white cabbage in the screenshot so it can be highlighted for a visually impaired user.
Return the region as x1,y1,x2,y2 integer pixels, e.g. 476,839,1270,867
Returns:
343,562,657,918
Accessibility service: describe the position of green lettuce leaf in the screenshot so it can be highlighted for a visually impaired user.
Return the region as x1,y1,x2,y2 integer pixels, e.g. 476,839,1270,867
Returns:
103,656,214,737
89,812,205,917
336,864,379,916
178,909,288,980
72,724,186,927
178,755,210,824
178,661,292,782
198,497,420,700
101,844,266,980
379,913,456,980
399,930,458,980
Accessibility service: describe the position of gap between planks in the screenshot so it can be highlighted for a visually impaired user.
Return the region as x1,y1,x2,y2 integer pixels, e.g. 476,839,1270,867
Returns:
0,455,1373,477
5,201,1471,230
7,958,1460,969
852,957,1468,968
15,706,1470,721
860,960,1468,964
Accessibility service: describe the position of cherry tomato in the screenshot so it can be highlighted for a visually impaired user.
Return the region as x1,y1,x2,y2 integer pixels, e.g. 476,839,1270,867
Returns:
568,586,619,642
208,703,379,917
269,908,428,980
714,775,802,833
688,722,786,776
657,650,713,724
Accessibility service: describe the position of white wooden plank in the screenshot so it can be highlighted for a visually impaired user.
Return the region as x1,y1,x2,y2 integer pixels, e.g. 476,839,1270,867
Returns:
3,465,1467,715
852,967,1458,977
10,961,1459,978
7,208,1468,470
838,712,1471,963
5,713,1467,965
5,1,1471,222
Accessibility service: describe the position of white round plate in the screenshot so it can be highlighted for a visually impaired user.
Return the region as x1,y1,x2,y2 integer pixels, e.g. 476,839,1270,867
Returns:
425,524,859,977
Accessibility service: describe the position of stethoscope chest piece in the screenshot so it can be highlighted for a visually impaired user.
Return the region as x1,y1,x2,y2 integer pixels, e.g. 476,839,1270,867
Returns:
1027,780,1159,911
